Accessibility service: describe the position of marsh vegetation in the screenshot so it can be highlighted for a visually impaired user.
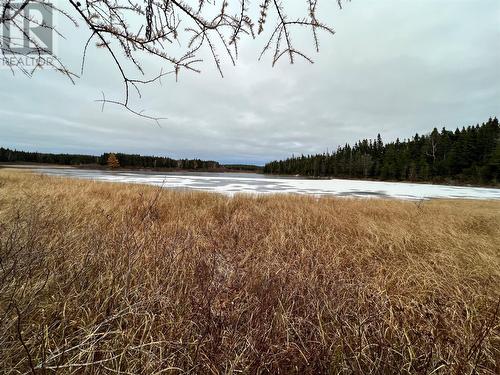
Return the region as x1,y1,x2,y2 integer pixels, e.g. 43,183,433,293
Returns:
0,170,499,374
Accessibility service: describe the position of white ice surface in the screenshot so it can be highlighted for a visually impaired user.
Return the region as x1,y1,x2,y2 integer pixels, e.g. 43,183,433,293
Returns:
36,168,500,200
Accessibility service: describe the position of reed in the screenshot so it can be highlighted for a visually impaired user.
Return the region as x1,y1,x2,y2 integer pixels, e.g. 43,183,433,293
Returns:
0,170,499,374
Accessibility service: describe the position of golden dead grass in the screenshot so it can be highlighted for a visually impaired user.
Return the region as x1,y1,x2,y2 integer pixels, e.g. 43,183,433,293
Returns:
0,169,499,374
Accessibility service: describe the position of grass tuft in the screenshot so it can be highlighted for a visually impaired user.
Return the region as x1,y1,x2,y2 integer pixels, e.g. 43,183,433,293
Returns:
0,170,499,374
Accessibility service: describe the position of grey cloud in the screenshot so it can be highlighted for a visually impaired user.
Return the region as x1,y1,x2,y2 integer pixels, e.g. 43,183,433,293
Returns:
1,0,499,165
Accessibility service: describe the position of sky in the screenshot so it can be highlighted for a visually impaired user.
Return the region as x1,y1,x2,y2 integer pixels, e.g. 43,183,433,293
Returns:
1,0,499,165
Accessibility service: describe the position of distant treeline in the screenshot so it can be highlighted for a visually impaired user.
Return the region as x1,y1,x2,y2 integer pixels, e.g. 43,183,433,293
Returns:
222,164,263,172
0,148,221,170
264,117,500,184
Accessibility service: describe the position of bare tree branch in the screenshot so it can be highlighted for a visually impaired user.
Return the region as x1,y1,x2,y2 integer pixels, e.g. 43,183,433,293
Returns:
0,0,348,121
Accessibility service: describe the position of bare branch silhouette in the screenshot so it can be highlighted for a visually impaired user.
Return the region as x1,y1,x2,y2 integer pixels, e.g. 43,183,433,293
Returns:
0,0,347,120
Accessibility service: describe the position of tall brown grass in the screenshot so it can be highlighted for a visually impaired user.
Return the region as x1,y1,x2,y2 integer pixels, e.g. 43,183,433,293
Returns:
0,169,499,374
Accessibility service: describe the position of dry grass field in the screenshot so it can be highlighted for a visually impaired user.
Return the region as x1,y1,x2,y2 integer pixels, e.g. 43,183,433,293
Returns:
0,169,499,374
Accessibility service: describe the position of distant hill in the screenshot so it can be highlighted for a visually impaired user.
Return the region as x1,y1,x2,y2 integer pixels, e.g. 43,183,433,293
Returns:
264,117,499,185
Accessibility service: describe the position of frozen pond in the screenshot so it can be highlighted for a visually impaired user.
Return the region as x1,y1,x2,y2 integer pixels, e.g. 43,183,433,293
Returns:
32,167,500,200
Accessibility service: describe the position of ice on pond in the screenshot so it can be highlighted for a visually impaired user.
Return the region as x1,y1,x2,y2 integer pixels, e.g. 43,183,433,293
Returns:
36,168,500,200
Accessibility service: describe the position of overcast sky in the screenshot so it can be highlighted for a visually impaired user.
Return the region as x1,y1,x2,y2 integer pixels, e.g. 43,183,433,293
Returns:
1,0,499,165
